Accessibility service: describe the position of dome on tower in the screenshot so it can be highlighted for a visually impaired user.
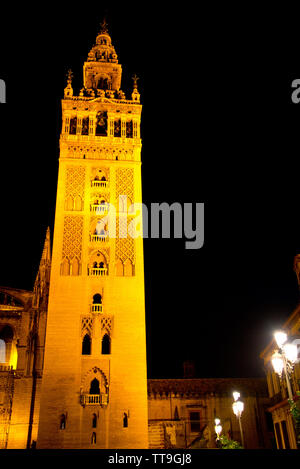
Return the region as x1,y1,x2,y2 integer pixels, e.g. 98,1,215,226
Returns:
87,21,118,64
83,21,122,93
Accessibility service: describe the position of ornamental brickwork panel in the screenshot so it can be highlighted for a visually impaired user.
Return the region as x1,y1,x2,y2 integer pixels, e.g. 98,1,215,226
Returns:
62,216,83,262
100,315,113,334
115,168,134,205
115,217,135,264
65,166,85,211
81,316,94,336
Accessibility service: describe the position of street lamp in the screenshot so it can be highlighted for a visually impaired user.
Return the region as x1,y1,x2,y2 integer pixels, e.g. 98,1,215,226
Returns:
214,418,222,440
232,391,245,447
271,330,298,401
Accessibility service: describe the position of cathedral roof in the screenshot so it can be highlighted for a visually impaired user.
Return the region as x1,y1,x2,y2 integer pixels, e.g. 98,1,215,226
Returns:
147,377,268,397
0,287,32,307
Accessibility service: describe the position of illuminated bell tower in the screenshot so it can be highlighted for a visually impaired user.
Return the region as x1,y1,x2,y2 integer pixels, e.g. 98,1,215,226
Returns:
37,22,148,448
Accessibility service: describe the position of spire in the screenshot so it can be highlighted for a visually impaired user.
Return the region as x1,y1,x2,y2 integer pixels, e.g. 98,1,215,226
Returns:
131,74,140,103
132,74,139,90
64,69,73,99
33,228,51,308
40,227,51,267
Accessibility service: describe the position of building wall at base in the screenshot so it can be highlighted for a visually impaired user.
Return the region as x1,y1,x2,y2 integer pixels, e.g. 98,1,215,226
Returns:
148,378,273,449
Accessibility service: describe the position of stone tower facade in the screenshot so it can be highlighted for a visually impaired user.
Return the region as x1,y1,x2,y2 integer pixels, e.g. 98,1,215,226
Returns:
37,23,148,448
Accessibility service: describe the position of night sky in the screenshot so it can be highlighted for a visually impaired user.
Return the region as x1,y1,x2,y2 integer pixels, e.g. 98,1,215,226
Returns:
1,5,300,380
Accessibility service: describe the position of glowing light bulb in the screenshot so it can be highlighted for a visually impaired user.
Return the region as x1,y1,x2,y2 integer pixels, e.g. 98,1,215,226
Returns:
274,331,287,349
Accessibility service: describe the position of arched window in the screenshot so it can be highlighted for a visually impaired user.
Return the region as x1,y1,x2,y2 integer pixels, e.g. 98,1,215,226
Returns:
92,413,97,428
101,333,111,355
82,117,89,135
114,119,121,137
60,414,66,430
93,294,102,304
95,220,105,235
0,338,6,363
74,195,83,211
61,258,70,276
0,325,15,368
65,195,74,211
71,257,80,276
126,120,133,138
82,334,91,355
89,378,100,395
124,259,133,277
69,117,77,135
115,258,123,276
123,413,128,428
95,111,107,136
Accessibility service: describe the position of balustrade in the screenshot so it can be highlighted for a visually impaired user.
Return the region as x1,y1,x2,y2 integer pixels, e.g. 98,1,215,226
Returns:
80,393,108,406
90,204,109,213
88,268,108,277
91,303,103,313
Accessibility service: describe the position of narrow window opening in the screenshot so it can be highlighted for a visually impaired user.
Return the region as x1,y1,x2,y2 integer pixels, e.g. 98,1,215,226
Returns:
60,414,66,430
82,334,91,355
101,334,111,355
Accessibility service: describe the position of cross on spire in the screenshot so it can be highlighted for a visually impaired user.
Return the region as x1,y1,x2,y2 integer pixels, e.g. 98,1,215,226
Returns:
132,74,139,89
99,18,109,34
66,69,73,84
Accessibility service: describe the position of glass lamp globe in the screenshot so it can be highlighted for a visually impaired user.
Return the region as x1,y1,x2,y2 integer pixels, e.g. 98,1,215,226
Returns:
283,343,298,364
271,350,284,376
232,400,244,417
215,424,222,437
274,331,287,349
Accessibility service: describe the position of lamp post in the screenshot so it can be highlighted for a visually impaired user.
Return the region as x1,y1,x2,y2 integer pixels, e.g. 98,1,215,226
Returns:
232,391,245,447
214,418,222,449
271,331,298,402
214,418,222,440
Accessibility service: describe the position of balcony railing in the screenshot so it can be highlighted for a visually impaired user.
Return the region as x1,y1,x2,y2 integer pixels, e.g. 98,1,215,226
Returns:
89,233,109,243
80,393,108,406
88,268,108,277
0,364,13,372
90,204,109,214
91,180,108,189
91,303,103,313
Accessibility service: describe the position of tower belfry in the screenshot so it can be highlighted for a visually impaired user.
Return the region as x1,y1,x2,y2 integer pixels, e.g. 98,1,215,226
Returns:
37,26,148,448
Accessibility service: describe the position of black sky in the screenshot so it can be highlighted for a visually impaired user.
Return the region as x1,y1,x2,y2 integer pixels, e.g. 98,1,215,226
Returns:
0,4,300,379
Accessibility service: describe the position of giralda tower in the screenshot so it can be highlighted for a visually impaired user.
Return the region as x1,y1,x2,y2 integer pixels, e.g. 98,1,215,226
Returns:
37,22,148,448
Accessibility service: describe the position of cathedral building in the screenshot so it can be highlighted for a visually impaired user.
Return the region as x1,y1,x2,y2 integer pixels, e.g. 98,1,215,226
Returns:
0,24,273,450
260,256,300,449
